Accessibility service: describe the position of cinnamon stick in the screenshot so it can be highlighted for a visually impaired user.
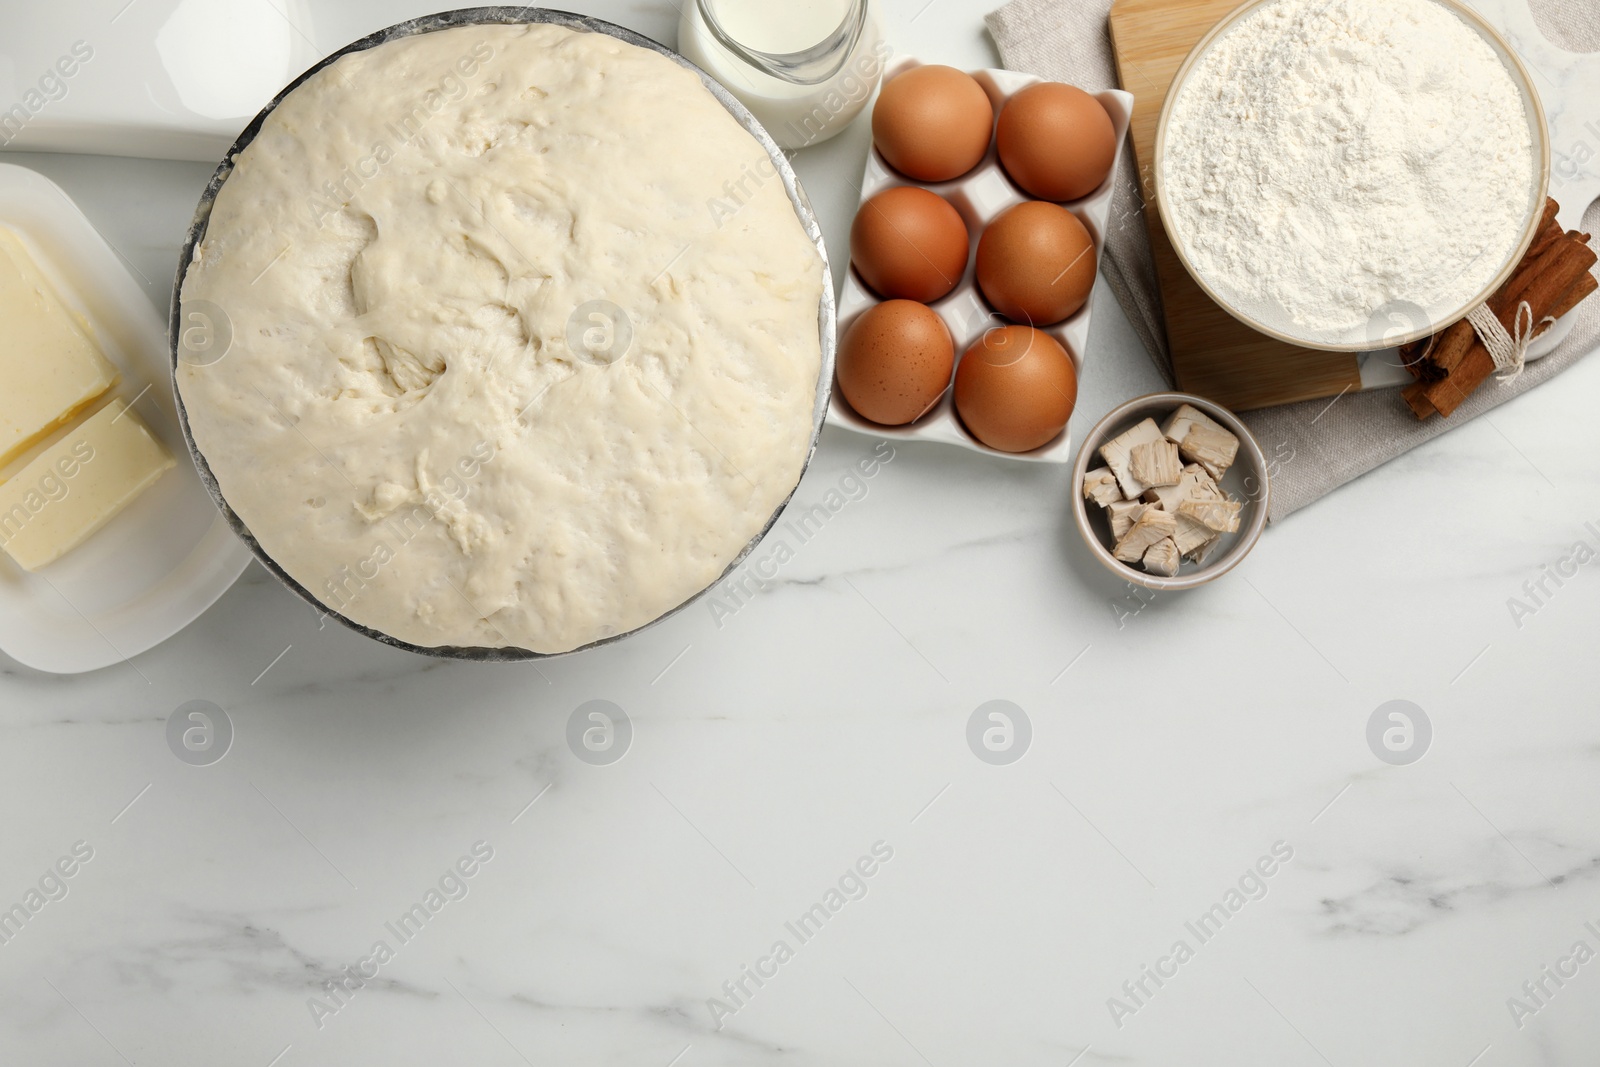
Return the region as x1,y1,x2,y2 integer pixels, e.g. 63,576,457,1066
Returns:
1423,219,1569,380
1394,199,1597,419
1401,320,1471,381
1402,379,1439,419
1422,233,1597,417
1520,198,1564,263
1401,205,1562,383
1543,270,1600,325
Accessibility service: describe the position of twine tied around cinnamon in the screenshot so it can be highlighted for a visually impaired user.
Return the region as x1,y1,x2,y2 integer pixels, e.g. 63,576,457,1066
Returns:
1400,199,1598,420
1465,300,1553,383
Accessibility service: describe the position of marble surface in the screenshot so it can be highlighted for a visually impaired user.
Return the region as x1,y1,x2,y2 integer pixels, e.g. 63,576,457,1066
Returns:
3,1,1600,1064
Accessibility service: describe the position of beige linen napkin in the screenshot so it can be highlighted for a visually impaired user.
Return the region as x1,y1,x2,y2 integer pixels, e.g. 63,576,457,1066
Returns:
986,0,1600,520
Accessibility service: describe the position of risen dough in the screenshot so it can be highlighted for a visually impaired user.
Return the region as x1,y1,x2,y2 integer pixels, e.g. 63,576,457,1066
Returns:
178,23,824,653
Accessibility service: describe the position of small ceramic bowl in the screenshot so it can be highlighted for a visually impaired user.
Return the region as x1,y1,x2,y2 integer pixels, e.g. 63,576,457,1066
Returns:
1071,393,1269,591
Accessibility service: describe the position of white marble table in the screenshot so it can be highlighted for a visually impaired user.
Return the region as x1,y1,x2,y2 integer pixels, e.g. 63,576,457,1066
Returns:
3,2,1599,1064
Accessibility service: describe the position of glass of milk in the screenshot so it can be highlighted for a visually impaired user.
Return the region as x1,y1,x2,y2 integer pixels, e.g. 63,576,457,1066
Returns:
677,0,887,150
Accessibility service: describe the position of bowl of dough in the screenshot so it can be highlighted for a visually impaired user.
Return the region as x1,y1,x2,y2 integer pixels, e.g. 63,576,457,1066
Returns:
1154,0,1551,351
171,9,835,659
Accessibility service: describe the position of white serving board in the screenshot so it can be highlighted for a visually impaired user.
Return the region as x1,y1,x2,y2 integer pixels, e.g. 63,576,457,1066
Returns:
828,57,1135,463
0,164,250,674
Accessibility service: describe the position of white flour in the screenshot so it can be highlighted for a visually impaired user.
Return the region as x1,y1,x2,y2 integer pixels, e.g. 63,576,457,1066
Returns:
1163,0,1536,343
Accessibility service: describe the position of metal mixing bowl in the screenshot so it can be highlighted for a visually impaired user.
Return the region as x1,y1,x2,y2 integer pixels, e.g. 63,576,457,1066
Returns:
168,7,837,661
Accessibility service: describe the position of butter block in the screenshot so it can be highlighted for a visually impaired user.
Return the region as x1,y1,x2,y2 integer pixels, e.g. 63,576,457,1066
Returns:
0,226,119,468
0,399,174,571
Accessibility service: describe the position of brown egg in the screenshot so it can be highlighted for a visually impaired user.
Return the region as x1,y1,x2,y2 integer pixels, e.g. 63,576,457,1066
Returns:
976,202,1096,326
954,326,1078,453
871,65,995,183
850,187,970,303
997,83,1117,202
837,301,954,426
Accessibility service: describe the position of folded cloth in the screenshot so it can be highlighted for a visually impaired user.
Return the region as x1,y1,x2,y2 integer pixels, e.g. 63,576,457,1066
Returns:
986,0,1600,521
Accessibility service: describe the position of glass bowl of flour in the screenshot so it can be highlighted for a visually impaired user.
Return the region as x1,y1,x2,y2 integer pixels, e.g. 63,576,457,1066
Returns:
1155,0,1550,352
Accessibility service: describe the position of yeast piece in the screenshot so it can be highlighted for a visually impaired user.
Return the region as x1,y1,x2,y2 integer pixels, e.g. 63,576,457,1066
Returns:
1098,418,1164,498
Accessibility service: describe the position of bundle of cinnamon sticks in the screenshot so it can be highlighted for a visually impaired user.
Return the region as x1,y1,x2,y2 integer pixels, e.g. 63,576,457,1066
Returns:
1400,198,1598,420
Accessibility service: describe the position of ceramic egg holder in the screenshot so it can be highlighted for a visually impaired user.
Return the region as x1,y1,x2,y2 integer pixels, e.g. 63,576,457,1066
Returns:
828,57,1134,464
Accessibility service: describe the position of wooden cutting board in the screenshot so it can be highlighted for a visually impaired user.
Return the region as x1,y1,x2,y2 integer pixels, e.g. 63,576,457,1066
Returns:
1108,0,1364,411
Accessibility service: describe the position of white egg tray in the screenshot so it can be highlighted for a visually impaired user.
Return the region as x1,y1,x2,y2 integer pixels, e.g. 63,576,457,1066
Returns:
827,57,1134,464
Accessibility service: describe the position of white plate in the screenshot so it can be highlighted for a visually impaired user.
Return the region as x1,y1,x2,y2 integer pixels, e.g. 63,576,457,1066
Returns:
827,58,1134,464
0,164,249,674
